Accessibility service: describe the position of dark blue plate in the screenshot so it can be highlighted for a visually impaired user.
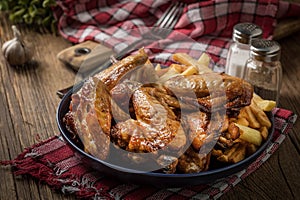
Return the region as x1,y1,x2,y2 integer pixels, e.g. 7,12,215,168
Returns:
56,86,274,188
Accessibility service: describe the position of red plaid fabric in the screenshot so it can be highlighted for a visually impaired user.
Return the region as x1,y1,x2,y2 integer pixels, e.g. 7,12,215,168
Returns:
53,0,300,69
1,108,297,199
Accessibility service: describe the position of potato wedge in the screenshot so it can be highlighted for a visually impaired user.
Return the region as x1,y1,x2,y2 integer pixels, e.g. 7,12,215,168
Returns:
229,143,247,163
154,63,162,72
249,102,272,128
197,52,211,67
157,65,181,82
236,117,249,126
252,93,276,111
172,53,212,74
244,106,261,129
252,93,264,104
181,65,198,76
256,100,276,112
260,126,269,141
234,123,262,146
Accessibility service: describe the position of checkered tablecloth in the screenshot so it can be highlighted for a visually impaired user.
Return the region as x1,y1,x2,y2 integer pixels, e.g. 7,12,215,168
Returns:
1,108,297,199
53,0,300,69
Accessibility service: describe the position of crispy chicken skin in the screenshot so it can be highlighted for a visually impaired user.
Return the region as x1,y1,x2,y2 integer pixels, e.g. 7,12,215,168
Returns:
66,80,111,160
164,73,253,113
111,87,187,153
183,111,209,151
94,49,148,91
64,49,148,160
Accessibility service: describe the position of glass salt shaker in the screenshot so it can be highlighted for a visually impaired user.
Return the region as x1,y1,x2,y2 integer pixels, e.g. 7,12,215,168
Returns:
225,23,263,78
243,39,282,103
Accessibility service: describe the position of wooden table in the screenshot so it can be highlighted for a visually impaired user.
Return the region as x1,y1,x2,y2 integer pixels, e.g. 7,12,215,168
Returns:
0,13,299,200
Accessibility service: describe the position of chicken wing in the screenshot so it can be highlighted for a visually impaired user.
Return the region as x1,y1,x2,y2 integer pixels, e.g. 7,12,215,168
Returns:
164,72,253,113
65,49,148,160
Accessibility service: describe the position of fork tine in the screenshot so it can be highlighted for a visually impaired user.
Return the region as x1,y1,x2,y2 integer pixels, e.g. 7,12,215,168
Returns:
154,2,180,27
161,2,185,30
153,2,185,38
157,2,180,28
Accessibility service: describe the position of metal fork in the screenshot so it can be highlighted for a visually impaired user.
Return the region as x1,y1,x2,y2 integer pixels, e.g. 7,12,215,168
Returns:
118,1,185,54
57,2,185,98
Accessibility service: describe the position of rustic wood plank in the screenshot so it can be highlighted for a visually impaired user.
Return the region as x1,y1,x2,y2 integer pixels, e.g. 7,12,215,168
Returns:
0,12,75,200
0,67,18,200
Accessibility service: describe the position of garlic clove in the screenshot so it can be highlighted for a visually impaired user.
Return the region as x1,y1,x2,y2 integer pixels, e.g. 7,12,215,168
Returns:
1,25,32,66
2,38,18,54
4,42,27,66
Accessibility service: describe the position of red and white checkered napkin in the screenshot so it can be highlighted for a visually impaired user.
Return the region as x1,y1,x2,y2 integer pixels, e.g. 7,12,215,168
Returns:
1,108,297,200
53,0,300,69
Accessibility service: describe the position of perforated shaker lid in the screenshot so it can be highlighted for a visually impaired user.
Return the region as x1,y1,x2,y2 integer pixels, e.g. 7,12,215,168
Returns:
233,23,263,44
250,39,281,62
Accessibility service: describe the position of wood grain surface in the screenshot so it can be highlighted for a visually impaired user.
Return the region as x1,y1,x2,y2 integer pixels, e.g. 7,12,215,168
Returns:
0,10,300,200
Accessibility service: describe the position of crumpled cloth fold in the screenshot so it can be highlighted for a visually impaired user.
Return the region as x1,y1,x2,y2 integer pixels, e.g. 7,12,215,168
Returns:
1,108,297,200
53,0,300,68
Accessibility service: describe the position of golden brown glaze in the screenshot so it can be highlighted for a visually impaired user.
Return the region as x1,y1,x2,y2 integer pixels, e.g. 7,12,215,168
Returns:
164,72,253,113
111,87,186,153
65,49,148,160
184,112,209,151
94,48,148,91
67,80,111,160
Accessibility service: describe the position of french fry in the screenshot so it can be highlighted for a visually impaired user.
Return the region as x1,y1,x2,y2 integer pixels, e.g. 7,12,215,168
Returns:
197,53,210,67
234,123,262,146
229,143,247,163
221,116,229,132
211,149,223,157
244,106,261,129
154,63,161,72
228,122,240,140
217,155,229,163
217,142,247,163
229,117,237,123
172,53,212,74
252,93,264,104
246,143,258,155
256,100,276,112
249,102,271,128
252,93,276,111
219,136,233,147
237,117,249,126
224,143,239,158
181,65,198,76
216,143,238,163
238,107,248,119
157,65,181,82
260,126,269,140
169,64,188,73
155,63,188,77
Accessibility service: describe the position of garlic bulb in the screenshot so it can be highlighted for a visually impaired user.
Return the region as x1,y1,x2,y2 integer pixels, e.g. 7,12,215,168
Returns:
2,25,32,66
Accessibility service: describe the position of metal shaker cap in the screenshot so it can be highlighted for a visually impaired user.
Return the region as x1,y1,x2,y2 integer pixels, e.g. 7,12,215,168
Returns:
250,39,281,62
233,23,263,44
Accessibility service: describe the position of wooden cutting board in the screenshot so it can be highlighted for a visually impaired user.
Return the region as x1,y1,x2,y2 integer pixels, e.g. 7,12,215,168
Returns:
57,40,114,73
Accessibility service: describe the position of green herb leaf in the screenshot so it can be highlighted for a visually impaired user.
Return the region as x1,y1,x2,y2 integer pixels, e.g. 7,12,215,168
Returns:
3,0,57,33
